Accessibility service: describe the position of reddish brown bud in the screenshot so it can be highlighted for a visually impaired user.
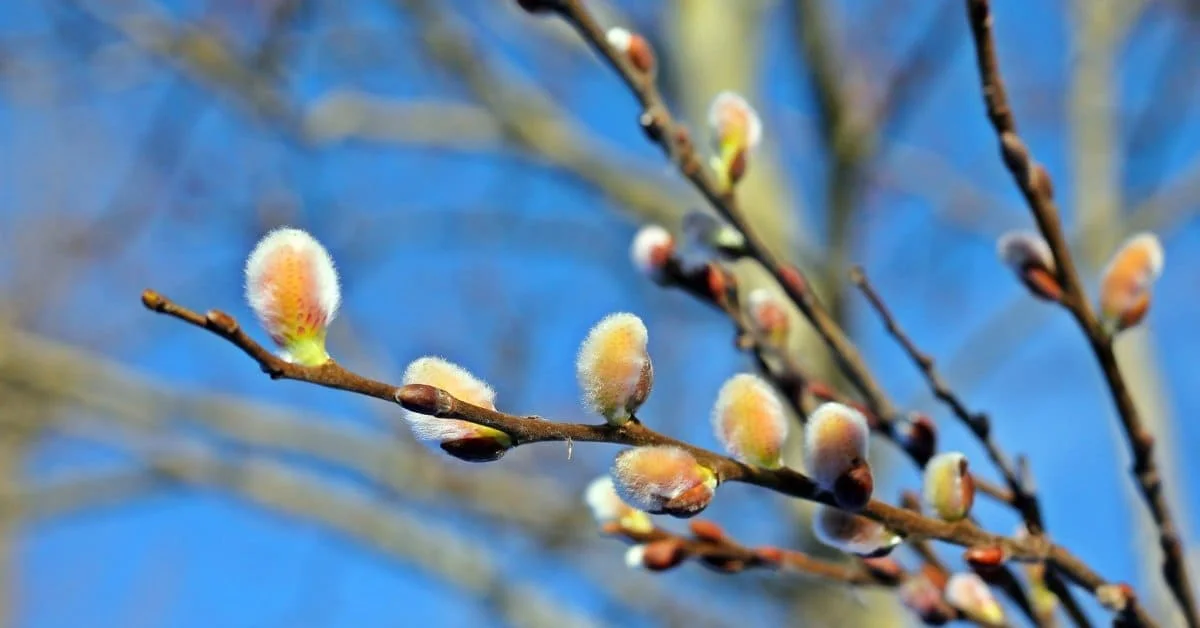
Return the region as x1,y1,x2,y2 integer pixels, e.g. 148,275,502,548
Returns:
641,539,687,571
754,546,785,564
898,412,937,466
706,263,731,305
778,265,806,295
688,520,726,543
964,546,1007,574
606,28,656,76
832,459,874,511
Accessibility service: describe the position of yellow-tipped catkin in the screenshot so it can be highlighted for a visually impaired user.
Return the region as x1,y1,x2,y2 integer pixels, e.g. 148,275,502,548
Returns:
746,289,790,346
244,227,341,366
400,357,511,462
707,91,762,185
577,313,653,425
584,475,653,533
945,572,1005,627
611,446,716,518
711,373,788,467
923,451,975,522
1099,232,1164,332
997,230,1061,301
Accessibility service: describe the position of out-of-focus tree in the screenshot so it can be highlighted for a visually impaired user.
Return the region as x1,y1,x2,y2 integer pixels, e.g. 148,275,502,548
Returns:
2,0,1199,626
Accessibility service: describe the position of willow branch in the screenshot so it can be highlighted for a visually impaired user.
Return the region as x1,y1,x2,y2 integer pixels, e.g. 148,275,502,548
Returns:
141,290,1157,627
610,520,902,587
962,1,1197,624
545,0,897,426
853,267,1094,627
850,267,1043,531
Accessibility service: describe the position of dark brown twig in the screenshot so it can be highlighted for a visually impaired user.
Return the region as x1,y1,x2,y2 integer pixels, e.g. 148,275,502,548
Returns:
962,2,1197,625
857,268,1090,627
141,289,1157,627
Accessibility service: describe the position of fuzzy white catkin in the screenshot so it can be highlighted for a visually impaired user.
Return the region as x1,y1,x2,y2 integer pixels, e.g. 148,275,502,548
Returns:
803,402,869,490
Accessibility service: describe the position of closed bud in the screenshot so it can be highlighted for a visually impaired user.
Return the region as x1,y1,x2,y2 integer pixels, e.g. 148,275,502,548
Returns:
900,575,956,625
997,230,1061,301
812,504,901,557
606,27,656,75
804,402,873,509
630,224,674,278
688,520,726,543
1097,583,1135,612
964,546,1007,574
1100,233,1164,332
640,539,686,571
945,572,1005,627
746,289,790,346
707,91,762,186
612,446,716,518
577,313,653,424
244,227,340,366
898,411,937,466
711,373,789,467
401,357,511,462
923,452,975,521
584,476,654,534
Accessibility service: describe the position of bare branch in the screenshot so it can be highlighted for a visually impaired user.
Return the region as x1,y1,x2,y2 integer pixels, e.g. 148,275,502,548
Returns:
140,289,1156,626
961,1,1198,624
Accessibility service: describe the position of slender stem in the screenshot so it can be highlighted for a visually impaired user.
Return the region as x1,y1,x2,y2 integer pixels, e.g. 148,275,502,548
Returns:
962,1,1197,624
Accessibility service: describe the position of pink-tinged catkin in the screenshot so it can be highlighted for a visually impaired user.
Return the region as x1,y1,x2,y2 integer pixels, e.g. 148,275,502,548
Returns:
711,373,788,468
746,289,790,346
945,572,1005,627
1099,232,1164,332
400,357,511,462
611,446,716,518
629,225,674,278
584,476,653,533
997,230,1061,301
803,402,873,509
576,313,654,425
707,91,762,185
923,452,975,522
243,227,341,366
812,504,901,558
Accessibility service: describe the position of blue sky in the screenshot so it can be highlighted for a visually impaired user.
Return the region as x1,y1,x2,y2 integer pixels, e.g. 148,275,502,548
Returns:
3,0,1199,626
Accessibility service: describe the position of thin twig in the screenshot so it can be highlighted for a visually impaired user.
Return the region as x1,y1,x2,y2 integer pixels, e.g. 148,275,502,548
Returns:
549,0,898,428
609,521,902,587
852,266,1092,627
962,1,1197,624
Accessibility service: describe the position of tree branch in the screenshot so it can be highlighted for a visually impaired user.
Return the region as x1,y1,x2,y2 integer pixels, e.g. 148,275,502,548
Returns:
140,289,1157,626
961,2,1198,624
